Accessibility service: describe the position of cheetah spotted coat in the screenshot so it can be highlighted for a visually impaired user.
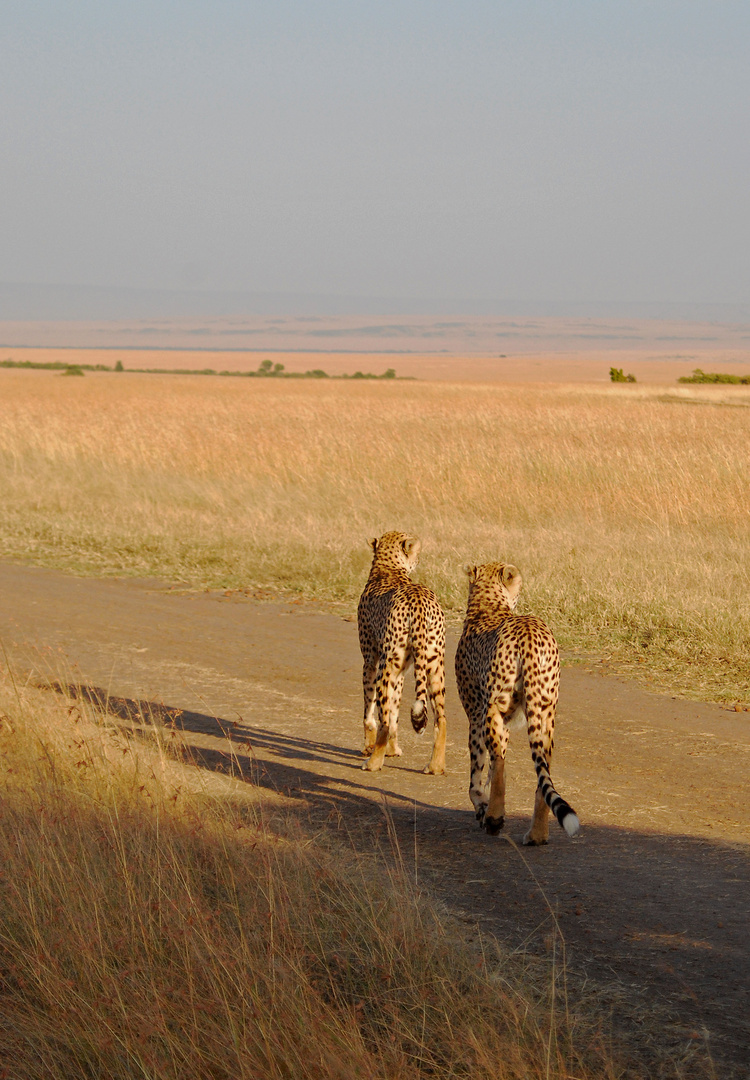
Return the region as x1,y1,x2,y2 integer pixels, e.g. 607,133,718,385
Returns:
455,562,580,845
357,531,447,774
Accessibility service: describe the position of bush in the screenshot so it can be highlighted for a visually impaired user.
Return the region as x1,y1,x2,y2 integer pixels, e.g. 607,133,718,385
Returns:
609,367,636,383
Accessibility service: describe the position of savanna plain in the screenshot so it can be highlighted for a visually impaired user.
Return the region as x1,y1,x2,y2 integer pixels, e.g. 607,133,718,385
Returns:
0,368,748,1079
2,370,749,702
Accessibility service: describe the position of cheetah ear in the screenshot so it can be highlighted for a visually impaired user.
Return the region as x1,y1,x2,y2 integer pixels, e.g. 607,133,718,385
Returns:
402,536,421,559
368,537,378,552
464,564,478,584
502,565,522,593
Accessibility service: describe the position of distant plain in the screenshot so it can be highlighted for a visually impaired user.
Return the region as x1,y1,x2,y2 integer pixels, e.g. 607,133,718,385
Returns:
2,313,750,382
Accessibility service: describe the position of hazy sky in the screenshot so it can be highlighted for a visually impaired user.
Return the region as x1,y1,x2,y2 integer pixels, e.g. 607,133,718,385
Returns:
2,1,749,306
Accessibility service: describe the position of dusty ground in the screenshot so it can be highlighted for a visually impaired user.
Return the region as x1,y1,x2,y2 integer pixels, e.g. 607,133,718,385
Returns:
1,563,749,1074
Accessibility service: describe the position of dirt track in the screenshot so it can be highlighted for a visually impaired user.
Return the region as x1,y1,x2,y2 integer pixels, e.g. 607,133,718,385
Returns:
1,563,749,1074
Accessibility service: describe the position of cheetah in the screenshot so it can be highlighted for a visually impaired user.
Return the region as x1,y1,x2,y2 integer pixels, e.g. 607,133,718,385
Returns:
455,562,580,845
358,531,447,774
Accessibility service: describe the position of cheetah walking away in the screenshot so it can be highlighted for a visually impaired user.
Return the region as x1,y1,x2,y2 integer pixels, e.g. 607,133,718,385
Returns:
455,562,580,845
358,531,447,774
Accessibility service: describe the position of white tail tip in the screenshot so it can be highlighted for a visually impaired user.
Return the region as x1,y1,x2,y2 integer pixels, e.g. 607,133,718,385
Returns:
563,813,581,839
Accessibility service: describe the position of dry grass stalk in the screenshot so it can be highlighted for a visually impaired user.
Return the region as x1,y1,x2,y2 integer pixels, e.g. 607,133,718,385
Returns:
0,667,682,1079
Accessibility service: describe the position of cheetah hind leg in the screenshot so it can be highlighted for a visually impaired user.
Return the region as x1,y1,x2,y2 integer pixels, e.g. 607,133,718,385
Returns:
423,680,447,775
363,660,402,771
522,784,550,846
468,711,489,822
412,646,447,774
361,659,378,755
483,705,509,834
483,757,505,834
385,671,405,757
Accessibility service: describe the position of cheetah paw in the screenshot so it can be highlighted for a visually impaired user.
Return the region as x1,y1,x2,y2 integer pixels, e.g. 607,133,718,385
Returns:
522,832,548,847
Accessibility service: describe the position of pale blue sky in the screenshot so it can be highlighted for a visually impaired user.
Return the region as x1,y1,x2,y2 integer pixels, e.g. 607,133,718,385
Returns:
2,1,749,308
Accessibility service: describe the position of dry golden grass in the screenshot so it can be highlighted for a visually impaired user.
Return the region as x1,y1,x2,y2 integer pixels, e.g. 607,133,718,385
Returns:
1,370,749,702
0,667,668,1080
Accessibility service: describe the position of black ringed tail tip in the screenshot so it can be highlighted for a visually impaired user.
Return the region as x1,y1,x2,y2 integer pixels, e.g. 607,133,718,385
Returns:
410,700,427,734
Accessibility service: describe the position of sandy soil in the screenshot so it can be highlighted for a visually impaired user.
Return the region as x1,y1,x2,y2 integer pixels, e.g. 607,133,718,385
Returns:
1,563,748,1074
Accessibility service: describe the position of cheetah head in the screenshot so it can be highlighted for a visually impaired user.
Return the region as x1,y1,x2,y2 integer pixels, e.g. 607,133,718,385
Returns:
368,531,422,573
464,562,522,612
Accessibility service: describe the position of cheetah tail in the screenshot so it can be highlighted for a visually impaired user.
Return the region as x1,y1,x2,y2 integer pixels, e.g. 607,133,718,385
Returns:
534,756,581,838
410,640,429,735
410,698,427,735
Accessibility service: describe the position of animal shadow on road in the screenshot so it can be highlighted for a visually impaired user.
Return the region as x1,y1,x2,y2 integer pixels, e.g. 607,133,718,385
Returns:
44,680,750,1078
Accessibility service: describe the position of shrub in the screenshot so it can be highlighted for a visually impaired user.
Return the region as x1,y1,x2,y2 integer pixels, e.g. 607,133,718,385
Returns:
609,367,636,383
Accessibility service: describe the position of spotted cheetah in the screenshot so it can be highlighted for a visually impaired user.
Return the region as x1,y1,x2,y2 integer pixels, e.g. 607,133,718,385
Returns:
455,562,580,845
358,531,447,774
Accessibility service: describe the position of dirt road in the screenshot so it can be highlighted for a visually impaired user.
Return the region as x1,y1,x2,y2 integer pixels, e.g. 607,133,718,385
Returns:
1,563,748,1074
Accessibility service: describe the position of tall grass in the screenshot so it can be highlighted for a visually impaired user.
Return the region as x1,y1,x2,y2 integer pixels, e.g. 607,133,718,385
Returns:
0,668,654,1079
0,372,749,701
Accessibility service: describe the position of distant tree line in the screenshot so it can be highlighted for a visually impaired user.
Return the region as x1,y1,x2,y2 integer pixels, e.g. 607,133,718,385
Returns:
0,357,404,380
678,367,750,385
